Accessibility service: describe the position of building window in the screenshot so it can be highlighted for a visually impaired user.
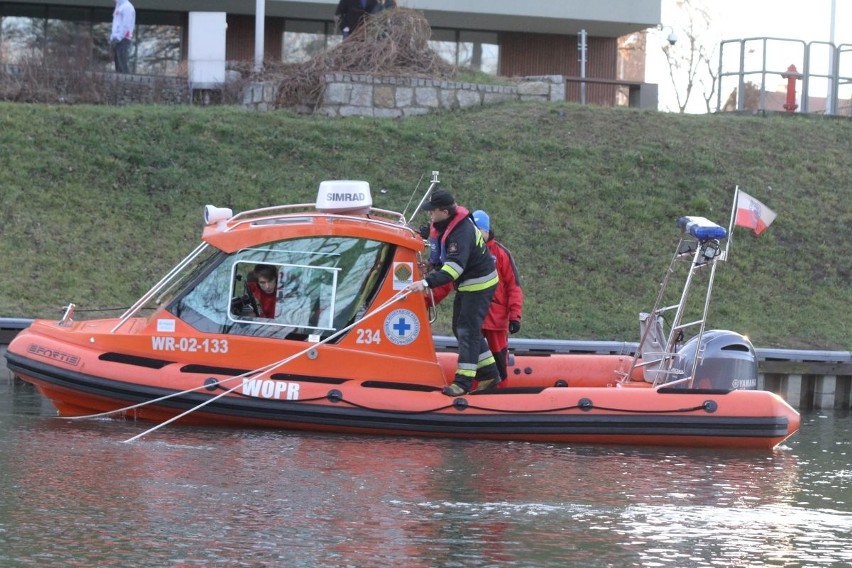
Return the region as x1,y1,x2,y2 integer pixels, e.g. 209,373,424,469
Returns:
134,18,182,75
282,19,340,63
430,29,499,75
3,5,501,77
0,4,181,74
459,31,498,74
1,9,46,64
429,28,457,68
45,7,100,69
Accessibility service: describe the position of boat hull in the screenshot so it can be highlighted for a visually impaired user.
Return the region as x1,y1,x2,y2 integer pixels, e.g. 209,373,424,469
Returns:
6,343,800,449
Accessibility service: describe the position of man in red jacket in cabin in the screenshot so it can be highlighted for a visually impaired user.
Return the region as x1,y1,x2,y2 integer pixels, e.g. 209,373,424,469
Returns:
247,264,279,318
430,210,523,386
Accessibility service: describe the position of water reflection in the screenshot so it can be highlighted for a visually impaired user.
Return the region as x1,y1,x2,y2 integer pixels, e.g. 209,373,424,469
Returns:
1,373,851,567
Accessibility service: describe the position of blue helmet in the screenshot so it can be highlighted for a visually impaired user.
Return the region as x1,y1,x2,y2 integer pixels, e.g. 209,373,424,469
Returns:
472,210,490,232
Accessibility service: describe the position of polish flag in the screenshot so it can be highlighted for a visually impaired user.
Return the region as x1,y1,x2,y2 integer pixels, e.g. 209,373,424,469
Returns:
735,190,776,235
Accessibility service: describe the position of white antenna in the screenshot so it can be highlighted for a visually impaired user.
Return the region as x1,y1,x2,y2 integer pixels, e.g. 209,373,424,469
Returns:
405,171,440,225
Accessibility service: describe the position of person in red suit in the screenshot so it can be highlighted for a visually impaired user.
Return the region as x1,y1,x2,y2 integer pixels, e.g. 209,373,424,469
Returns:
430,210,523,385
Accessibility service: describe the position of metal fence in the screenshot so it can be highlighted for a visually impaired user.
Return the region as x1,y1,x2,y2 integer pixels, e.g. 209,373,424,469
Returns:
717,37,852,116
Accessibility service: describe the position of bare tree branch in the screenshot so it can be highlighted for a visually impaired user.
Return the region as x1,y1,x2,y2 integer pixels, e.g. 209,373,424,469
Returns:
660,0,718,113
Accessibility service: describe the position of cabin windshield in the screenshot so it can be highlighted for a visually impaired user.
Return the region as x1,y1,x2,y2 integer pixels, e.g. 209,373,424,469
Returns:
169,236,393,342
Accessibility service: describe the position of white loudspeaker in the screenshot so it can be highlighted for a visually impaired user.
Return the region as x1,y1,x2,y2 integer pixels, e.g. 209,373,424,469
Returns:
204,205,233,226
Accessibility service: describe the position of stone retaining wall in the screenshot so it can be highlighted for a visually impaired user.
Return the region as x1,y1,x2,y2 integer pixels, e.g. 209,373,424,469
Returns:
3,64,564,113
0,64,189,105
98,72,189,105
242,73,566,115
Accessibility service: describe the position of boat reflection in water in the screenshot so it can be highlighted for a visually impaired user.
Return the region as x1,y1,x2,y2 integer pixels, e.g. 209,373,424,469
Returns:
4,173,799,448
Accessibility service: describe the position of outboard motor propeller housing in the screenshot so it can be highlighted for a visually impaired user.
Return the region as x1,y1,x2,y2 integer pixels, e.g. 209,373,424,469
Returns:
674,330,758,390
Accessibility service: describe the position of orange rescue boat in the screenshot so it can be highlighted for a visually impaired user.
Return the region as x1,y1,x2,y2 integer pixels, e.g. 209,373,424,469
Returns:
5,173,799,448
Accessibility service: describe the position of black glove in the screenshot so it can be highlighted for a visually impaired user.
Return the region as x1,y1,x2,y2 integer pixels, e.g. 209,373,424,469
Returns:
509,320,521,334
418,224,430,239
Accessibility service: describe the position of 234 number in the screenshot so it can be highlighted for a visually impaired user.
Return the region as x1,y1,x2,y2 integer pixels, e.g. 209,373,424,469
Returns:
356,329,381,344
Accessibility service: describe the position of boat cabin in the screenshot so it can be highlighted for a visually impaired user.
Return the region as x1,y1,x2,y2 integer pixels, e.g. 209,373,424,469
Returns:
111,179,446,386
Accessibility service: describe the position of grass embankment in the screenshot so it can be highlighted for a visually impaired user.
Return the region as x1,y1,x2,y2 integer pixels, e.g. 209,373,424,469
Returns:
0,102,849,349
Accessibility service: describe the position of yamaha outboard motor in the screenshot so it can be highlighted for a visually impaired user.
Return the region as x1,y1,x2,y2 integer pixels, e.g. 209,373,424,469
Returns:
674,330,758,390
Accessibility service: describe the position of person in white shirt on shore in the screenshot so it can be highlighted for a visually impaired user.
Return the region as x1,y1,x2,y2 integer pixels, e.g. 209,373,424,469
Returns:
110,0,136,73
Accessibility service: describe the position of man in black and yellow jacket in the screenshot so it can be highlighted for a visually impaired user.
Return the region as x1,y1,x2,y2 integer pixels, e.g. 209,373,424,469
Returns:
409,189,500,396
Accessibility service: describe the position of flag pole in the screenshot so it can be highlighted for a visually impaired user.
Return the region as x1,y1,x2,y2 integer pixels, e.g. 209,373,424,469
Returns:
723,185,739,261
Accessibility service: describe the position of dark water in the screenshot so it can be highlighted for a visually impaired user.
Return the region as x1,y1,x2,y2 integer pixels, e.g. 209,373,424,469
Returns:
1,365,850,567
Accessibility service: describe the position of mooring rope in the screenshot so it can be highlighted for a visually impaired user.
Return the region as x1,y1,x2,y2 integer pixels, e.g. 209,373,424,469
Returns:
121,288,415,443
58,288,413,434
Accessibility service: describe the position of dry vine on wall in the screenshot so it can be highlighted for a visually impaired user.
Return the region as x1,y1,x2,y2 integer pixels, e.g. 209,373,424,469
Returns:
270,8,456,110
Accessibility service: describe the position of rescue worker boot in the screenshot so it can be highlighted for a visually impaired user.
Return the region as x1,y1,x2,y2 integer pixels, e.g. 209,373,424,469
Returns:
471,377,500,393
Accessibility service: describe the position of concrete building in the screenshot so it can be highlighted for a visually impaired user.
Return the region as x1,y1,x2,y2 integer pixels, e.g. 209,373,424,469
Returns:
0,1,661,106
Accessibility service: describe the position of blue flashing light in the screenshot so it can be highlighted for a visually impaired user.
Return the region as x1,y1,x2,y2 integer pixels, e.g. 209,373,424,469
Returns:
676,216,727,240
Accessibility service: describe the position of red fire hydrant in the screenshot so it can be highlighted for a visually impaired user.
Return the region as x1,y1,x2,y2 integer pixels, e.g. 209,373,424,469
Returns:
781,64,801,112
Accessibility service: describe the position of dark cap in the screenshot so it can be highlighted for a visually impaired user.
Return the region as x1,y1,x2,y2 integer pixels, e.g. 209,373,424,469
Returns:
422,189,456,211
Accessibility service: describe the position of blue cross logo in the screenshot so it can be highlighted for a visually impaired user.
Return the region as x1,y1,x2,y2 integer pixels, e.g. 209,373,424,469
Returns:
384,309,420,345
392,316,411,336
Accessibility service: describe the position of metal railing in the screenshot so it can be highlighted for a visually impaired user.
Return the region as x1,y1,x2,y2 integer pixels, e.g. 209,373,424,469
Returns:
717,37,852,116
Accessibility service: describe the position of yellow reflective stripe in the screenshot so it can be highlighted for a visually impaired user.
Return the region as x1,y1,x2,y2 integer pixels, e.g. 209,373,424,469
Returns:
443,261,463,274
441,264,461,280
455,368,477,378
458,275,498,292
458,270,498,288
476,355,496,368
